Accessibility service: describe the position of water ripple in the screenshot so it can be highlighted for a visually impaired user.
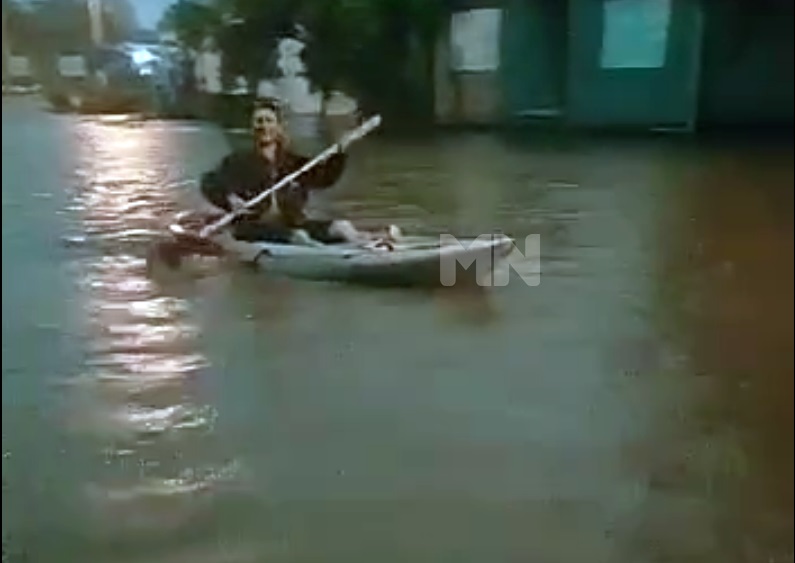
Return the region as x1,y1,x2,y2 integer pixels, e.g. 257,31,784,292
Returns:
60,117,237,544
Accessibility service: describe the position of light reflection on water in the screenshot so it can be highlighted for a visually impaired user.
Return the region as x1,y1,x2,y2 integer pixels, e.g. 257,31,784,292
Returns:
63,118,241,550
3,101,792,562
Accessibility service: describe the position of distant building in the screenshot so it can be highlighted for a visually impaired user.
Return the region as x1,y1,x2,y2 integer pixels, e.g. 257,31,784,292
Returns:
436,0,794,130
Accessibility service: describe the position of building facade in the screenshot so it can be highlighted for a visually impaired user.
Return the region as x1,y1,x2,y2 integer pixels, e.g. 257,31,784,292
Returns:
436,0,794,130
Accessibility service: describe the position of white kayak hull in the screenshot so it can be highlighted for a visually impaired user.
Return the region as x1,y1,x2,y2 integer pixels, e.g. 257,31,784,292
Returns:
163,211,515,287
214,231,515,287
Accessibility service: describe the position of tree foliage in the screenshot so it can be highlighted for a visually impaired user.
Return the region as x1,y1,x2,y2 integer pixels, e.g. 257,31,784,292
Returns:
160,0,447,119
159,0,221,52
4,0,136,59
214,0,298,89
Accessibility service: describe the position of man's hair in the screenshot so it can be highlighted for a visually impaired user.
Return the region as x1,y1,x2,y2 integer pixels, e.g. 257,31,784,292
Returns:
252,97,284,121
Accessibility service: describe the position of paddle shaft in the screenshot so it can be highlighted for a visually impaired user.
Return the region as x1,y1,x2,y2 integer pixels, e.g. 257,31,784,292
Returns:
199,115,382,239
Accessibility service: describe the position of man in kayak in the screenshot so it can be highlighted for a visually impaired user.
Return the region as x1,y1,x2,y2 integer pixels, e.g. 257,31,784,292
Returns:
200,97,398,247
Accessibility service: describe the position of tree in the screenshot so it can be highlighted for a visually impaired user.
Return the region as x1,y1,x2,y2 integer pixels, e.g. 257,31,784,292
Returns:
159,0,221,52
160,0,447,120
299,0,445,118
4,0,39,55
5,0,136,56
212,0,299,90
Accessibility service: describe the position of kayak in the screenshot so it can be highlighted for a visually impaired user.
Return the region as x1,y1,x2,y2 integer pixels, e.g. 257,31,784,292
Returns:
163,212,515,287
220,232,514,287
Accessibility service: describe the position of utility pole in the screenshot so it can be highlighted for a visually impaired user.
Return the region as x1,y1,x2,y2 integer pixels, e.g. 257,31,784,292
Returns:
88,0,103,46
2,3,10,86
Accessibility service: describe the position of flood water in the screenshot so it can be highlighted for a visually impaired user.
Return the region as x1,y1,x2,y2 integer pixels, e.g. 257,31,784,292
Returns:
3,97,793,563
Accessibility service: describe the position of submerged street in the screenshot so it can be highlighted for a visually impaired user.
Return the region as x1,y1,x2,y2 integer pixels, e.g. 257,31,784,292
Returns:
2,97,793,562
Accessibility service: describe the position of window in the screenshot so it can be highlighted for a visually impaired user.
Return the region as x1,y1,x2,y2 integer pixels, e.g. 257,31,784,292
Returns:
600,0,671,69
450,9,502,72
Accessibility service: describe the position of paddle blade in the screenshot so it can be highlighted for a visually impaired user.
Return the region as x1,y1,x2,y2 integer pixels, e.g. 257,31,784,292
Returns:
168,223,226,256
146,217,227,273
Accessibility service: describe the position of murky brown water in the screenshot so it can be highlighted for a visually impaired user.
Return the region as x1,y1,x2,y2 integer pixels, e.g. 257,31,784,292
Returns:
3,97,792,562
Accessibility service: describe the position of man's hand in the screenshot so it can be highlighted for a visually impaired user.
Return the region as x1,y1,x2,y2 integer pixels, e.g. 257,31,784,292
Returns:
228,194,254,214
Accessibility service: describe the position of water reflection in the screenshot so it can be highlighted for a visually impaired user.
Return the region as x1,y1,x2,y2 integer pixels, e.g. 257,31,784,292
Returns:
625,146,795,562
64,118,238,553
5,96,792,561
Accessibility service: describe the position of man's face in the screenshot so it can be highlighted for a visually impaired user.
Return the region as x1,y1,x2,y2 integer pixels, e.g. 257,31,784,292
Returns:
252,108,281,146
